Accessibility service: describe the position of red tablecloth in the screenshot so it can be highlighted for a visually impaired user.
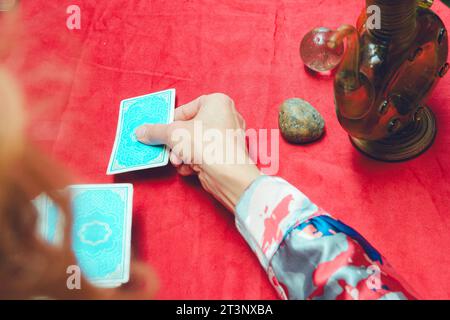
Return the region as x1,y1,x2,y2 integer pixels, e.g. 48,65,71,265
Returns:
16,0,450,299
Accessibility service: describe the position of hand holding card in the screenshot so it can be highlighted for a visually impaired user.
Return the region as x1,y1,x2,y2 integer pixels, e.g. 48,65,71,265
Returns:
134,93,261,212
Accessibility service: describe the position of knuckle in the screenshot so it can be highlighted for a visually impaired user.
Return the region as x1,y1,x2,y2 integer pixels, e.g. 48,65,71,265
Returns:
204,93,235,111
198,95,207,105
208,93,233,103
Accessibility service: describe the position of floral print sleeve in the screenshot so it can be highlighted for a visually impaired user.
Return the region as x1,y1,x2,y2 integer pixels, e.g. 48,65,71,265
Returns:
235,176,417,300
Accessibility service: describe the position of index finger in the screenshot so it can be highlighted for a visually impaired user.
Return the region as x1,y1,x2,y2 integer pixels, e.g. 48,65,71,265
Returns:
174,96,202,121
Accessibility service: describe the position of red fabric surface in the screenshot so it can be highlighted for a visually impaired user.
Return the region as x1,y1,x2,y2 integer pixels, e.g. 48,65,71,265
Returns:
14,0,450,299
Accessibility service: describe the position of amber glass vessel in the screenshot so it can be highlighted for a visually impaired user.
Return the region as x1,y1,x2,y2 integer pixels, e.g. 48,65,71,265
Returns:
329,0,448,161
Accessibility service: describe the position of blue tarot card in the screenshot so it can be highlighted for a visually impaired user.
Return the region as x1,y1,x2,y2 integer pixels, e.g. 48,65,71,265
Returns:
34,184,133,287
107,89,175,175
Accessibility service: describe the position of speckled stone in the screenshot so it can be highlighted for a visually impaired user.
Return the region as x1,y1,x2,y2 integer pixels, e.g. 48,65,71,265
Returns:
278,98,325,144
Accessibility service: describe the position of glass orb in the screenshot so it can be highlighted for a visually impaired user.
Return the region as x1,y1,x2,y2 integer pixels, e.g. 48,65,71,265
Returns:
300,27,344,73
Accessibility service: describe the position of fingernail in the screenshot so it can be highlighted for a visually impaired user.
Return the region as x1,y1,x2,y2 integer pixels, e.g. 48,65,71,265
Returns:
135,126,147,140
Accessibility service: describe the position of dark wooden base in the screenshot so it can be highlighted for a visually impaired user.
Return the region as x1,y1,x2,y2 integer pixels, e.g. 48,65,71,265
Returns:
350,106,437,162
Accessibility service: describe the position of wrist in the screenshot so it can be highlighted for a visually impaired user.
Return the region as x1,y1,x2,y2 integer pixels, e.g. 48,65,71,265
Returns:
206,163,261,213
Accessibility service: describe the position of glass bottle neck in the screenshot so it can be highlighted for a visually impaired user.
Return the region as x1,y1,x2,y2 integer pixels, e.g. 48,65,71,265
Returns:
367,0,417,47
